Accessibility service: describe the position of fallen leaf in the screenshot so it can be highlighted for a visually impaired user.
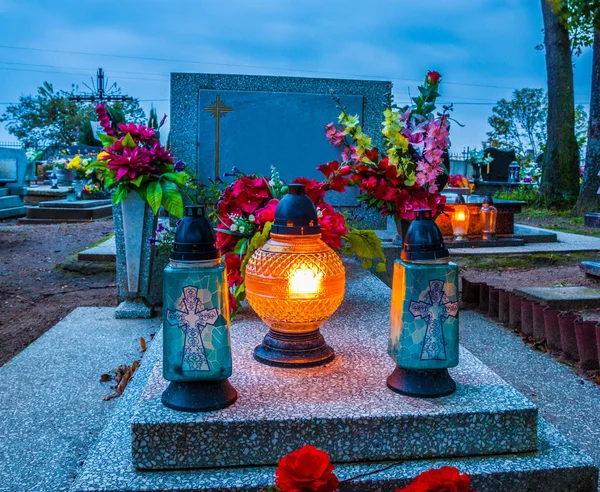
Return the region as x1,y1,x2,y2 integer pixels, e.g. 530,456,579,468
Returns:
140,337,147,353
99,374,112,383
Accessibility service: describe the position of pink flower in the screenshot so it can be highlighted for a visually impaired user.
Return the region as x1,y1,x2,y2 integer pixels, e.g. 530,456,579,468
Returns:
96,104,115,136
117,123,156,144
255,198,279,225
317,202,347,249
103,146,157,181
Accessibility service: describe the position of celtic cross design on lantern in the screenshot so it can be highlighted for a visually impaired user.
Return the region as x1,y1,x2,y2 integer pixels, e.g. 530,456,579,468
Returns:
409,279,458,361
166,286,219,372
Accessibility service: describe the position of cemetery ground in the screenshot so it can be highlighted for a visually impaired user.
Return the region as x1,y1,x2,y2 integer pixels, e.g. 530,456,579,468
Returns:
0,218,115,366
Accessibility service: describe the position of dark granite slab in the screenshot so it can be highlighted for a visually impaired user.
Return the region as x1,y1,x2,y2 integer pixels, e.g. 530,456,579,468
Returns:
39,199,112,209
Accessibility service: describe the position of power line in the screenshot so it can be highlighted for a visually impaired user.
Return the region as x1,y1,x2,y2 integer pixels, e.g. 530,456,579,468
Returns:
0,43,587,96
0,65,167,83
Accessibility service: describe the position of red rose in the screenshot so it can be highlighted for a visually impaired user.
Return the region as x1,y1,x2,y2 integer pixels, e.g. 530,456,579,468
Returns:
255,198,279,225
275,445,339,492
228,176,271,214
426,70,442,84
318,202,348,249
292,177,325,204
395,466,472,492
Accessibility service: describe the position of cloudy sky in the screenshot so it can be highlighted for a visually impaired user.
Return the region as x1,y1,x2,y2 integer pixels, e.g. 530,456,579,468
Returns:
0,0,594,154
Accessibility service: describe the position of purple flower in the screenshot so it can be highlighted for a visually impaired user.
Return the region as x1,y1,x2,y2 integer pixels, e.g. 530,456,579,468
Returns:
156,223,166,233
174,160,186,172
149,237,156,245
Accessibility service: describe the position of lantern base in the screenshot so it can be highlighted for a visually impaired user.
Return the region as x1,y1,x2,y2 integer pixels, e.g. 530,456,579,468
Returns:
387,366,456,398
254,329,335,368
482,232,497,241
161,379,238,412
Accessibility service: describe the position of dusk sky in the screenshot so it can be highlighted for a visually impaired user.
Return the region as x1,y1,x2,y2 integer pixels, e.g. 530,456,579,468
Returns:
0,0,594,154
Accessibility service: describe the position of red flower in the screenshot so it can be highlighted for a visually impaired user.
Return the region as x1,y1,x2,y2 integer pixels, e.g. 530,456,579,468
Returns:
395,466,472,492
255,198,279,225
216,231,239,254
426,70,442,84
292,177,325,204
365,148,379,162
218,176,271,217
95,104,115,136
317,160,340,179
318,202,347,249
224,253,243,287
117,123,156,144
338,165,352,177
275,445,339,492
103,146,157,181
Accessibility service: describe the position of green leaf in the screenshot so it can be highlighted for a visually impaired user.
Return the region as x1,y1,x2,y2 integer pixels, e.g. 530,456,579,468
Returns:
161,180,184,218
376,262,387,273
112,183,129,204
240,222,272,277
98,134,117,148
343,229,386,272
162,172,189,186
121,133,137,149
233,239,248,256
146,181,163,215
130,175,144,187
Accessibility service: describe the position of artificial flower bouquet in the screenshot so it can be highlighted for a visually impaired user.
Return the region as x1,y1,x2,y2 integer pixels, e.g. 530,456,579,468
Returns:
215,167,386,314
66,154,91,180
261,444,475,492
90,104,189,218
322,71,450,222
448,174,469,188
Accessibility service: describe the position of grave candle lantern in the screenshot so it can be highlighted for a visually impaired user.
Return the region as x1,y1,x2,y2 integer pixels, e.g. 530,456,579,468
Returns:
387,209,459,397
245,184,345,368
451,194,470,241
162,205,237,412
480,194,498,240
508,161,520,183
50,172,59,189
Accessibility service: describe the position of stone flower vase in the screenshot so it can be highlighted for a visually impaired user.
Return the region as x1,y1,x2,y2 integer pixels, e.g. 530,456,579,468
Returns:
393,217,411,247
113,191,158,319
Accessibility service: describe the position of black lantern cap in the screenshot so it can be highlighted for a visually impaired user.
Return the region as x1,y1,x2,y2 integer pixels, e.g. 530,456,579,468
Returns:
483,194,494,205
455,194,466,205
271,184,321,235
170,205,220,261
401,209,449,261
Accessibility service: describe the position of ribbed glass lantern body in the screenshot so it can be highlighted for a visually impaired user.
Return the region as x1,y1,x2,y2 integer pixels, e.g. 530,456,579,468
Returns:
245,233,345,334
163,259,232,382
451,204,470,240
480,203,498,240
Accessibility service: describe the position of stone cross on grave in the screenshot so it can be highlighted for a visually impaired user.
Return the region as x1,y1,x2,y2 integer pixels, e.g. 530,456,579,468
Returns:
409,280,458,361
203,94,233,178
166,286,219,372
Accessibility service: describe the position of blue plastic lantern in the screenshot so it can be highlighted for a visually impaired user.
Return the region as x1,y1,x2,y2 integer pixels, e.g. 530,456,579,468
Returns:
387,209,459,398
162,205,237,412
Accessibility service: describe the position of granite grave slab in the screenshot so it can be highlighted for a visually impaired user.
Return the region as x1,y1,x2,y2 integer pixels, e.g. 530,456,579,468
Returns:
515,286,600,310
131,265,537,470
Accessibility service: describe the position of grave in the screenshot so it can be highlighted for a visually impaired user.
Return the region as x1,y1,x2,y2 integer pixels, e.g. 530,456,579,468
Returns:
473,147,530,196
170,73,390,228
0,147,27,219
515,286,600,310
19,198,113,224
72,264,597,490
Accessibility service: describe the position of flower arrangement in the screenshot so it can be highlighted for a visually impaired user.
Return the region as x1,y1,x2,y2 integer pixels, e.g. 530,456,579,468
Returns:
467,149,493,179
66,154,90,180
52,158,68,170
81,183,101,199
260,445,474,492
447,174,469,188
216,167,386,314
91,104,189,217
321,71,450,222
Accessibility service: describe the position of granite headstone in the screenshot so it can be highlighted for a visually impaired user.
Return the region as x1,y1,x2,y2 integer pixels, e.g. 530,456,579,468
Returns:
170,73,390,213
0,147,27,218
481,147,516,182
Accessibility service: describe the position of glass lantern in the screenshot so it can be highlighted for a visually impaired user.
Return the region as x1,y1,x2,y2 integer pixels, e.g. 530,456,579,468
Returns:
480,195,498,240
388,209,459,397
450,194,470,241
161,205,237,412
508,161,520,183
245,184,345,368
50,172,59,189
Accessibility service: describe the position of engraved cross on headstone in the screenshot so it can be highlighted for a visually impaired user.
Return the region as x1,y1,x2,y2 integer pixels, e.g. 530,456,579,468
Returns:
203,94,233,178
166,286,219,372
409,279,458,361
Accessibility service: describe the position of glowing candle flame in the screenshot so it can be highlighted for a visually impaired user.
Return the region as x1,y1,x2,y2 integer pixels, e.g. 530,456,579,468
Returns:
456,211,466,221
289,267,322,297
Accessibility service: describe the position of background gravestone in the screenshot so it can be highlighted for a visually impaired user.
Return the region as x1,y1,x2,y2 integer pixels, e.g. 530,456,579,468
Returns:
170,73,390,223
0,147,27,219
481,147,516,182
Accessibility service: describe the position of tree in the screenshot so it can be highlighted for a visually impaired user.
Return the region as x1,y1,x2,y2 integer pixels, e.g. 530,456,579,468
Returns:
574,2,600,214
540,0,580,205
0,81,145,150
486,88,547,159
486,88,587,161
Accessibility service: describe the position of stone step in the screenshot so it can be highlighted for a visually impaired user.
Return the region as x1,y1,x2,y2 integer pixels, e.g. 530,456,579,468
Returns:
24,202,113,221
0,195,23,209
78,236,116,262
131,267,538,470
0,205,26,219
71,302,598,491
